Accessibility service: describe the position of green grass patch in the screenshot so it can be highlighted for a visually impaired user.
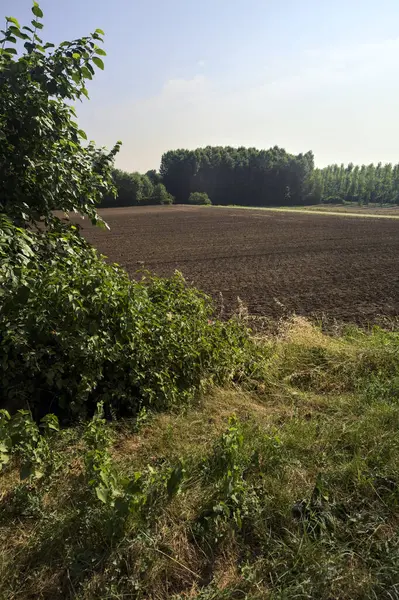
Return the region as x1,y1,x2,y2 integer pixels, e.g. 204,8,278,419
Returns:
1,319,399,599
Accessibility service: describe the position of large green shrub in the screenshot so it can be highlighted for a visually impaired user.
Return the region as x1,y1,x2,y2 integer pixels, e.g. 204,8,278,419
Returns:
152,183,174,205
0,218,253,420
188,192,212,205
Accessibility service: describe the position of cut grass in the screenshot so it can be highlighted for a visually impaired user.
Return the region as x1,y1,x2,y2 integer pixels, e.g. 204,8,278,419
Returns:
1,318,399,599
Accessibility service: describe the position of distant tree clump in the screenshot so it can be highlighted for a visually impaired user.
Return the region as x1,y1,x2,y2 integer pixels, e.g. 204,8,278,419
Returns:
160,146,314,207
152,183,174,205
100,170,174,207
188,192,212,205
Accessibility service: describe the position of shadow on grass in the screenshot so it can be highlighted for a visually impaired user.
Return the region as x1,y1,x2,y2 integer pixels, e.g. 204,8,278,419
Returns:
0,474,127,600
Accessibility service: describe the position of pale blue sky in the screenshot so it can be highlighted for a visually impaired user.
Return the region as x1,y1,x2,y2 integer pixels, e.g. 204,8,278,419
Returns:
3,0,399,171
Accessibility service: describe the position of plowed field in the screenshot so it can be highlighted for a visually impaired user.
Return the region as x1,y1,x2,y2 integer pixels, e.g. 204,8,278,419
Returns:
77,206,399,324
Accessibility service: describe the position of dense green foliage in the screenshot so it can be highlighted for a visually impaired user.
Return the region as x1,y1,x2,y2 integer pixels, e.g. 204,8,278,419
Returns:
160,146,314,206
100,169,174,207
308,162,399,205
1,321,399,599
188,191,212,205
0,5,120,227
0,217,253,420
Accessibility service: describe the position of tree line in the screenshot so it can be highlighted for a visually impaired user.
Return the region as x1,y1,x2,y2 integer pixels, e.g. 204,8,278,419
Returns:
101,147,399,208
308,163,399,205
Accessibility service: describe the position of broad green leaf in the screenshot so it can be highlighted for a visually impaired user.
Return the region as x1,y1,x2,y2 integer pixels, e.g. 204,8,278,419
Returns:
6,16,21,28
32,3,44,18
94,48,106,56
81,66,92,80
4,47,17,54
95,486,109,504
78,129,87,140
9,26,29,40
95,28,105,35
31,20,44,30
72,52,80,59
92,56,104,70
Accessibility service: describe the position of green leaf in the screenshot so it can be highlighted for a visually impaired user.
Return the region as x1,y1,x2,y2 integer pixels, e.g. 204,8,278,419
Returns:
95,28,105,35
94,48,106,56
31,20,44,30
78,130,87,140
96,219,107,230
81,66,92,80
167,463,185,498
72,52,81,59
32,3,44,18
6,16,21,28
95,486,109,504
4,47,17,54
10,26,30,40
92,56,104,70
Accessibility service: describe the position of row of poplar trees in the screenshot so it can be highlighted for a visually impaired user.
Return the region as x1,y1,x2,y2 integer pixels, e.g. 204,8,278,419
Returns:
308,163,399,205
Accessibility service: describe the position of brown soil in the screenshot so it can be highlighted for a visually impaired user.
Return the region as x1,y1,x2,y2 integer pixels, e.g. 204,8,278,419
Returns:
75,206,399,325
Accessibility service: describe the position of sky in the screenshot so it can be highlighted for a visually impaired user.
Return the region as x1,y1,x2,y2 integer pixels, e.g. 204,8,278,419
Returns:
3,0,399,172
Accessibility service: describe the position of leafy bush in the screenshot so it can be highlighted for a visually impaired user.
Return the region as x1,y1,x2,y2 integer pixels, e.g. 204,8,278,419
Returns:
0,407,60,480
188,192,212,206
0,5,120,228
0,218,254,420
152,182,174,205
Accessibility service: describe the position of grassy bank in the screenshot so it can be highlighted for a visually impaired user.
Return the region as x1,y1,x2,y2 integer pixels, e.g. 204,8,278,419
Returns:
218,204,399,219
1,318,399,599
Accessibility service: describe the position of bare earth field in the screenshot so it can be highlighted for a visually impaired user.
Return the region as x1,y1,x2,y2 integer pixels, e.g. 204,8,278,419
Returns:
77,206,399,325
